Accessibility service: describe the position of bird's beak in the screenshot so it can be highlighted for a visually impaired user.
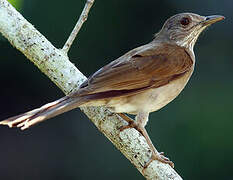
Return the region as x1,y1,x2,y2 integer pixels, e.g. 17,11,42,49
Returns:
202,15,225,26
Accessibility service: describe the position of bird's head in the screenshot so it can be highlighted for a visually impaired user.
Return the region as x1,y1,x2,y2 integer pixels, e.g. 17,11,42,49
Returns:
155,13,224,50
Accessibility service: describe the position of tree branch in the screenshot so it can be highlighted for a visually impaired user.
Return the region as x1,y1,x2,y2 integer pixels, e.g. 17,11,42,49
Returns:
62,0,95,53
0,0,182,179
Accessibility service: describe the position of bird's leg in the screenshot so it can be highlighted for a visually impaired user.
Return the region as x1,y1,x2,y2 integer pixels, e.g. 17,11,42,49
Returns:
118,113,137,130
118,112,174,168
135,112,174,168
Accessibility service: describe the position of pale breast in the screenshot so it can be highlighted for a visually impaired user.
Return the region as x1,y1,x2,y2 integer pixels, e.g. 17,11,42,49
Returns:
107,69,194,114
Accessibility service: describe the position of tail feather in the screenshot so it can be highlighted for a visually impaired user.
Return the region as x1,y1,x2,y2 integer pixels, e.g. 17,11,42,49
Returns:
0,96,86,130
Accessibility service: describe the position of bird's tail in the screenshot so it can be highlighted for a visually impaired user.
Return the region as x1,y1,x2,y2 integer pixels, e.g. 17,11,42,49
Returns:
0,96,87,130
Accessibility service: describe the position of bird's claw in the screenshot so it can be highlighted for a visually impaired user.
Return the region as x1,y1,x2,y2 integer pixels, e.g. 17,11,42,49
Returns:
144,151,174,169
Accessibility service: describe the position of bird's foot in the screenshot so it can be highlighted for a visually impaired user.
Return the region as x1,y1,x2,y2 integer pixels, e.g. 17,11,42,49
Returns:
118,113,174,169
144,151,174,169
117,113,142,132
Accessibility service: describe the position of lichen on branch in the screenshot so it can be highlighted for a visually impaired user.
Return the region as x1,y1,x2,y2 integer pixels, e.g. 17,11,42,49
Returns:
0,0,182,179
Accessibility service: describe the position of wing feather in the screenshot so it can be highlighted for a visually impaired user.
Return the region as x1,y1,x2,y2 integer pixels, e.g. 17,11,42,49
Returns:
73,43,193,99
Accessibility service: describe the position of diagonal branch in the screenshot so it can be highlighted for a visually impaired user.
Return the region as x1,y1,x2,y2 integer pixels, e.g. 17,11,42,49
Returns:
0,0,182,179
62,0,95,53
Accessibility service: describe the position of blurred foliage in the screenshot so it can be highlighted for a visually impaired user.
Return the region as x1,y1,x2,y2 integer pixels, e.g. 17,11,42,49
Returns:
0,0,232,180
7,0,23,10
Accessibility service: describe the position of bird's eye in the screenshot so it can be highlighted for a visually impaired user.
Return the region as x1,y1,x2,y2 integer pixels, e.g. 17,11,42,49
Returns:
180,17,190,26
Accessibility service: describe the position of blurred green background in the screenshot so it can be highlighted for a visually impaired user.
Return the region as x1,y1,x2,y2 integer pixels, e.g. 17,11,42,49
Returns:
0,0,232,180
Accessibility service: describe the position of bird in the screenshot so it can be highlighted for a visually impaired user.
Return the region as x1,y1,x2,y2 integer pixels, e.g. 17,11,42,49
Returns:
0,13,224,168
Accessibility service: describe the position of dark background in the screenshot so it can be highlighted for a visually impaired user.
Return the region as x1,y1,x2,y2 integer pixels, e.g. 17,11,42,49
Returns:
0,0,232,180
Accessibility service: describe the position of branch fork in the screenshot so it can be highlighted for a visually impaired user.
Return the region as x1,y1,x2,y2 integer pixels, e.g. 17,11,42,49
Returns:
0,0,182,179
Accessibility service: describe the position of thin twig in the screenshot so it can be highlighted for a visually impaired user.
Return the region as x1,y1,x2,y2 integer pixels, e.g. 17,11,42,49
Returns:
62,0,95,53
0,1,183,179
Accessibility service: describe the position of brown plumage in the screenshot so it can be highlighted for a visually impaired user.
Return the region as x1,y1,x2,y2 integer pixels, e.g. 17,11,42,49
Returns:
77,43,193,97
0,13,224,167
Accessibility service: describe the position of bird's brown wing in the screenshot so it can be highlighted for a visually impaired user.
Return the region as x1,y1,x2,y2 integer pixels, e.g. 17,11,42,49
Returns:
72,43,193,99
